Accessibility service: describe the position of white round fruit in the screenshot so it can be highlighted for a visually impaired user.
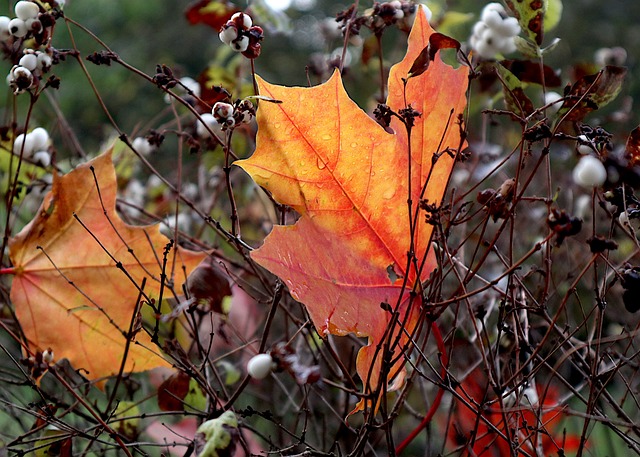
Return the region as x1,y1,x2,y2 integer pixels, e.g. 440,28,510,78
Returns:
247,353,275,380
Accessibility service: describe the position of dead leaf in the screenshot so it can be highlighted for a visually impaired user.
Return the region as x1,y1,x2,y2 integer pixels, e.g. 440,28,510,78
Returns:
185,0,239,30
625,125,640,167
237,8,467,412
7,150,207,382
557,65,627,123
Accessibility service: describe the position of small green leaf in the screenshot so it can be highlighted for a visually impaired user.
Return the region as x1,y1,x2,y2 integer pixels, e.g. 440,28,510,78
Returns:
113,401,140,439
195,411,239,457
184,377,208,412
217,360,242,385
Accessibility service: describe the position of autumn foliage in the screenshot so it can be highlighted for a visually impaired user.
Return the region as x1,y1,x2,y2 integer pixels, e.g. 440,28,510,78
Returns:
238,8,467,411
7,150,207,381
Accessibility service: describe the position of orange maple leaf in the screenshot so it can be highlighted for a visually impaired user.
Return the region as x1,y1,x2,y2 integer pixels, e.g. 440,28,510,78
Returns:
6,150,207,381
237,8,468,411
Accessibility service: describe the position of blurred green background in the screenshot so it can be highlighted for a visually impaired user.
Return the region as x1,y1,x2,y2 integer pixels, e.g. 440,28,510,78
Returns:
1,0,638,156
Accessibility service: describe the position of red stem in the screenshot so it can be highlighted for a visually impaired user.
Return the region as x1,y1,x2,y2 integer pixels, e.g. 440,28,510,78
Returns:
0,267,16,275
395,321,448,454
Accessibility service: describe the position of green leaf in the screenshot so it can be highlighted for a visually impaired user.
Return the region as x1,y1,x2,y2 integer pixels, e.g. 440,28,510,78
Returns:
113,401,141,438
505,0,547,45
195,411,239,457
545,0,563,32
184,377,208,412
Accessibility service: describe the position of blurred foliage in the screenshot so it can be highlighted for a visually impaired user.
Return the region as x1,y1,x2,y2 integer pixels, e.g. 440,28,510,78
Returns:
2,0,637,154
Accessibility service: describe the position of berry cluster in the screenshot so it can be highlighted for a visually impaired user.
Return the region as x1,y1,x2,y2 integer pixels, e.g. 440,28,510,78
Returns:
469,3,520,59
2,1,59,94
363,1,428,34
211,99,255,131
218,12,263,59
12,127,51,167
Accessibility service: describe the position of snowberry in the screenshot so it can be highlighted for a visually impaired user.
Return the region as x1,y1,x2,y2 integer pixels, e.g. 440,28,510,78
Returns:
29,127,50,150
0,16,11,41
573,155,607,188
196,113,221,138
544,91,563,114
213,102,234,120
179,76,201,98
33,150,51,167
595,46,627,67
19,53,38,71
483,2,506,15
619,211,630,227
470,2,520,59
235,99,255,125
493,17,521,38
36,52,52,71
13,133,30,155
8,18,28,37
25,17,42,34
131,137,154,156
15,1,39,21
247,353,275,380
42,348,54,364
9,65,34,93
231,12,252,29
481,8,504,29
219,25,238,45
230,35,249,52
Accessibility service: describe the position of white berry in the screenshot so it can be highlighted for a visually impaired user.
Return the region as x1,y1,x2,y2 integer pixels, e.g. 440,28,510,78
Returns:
33,150,51,167
544,91,563,114
230,35,249,52
247,353,275,380
15,1,39,21
13,132,36,156
0,16,12,41
231,12,252,29
196,113,221,138
619,211,629,226
29,127,49,150
481,9,503,29
573,155,607,188
36,52,52,71
494,17,521,37
131,137,154,156
8,18,28,38
25,17,42,34
19,53,38,71
213,102,234,120
180,76,200,98
219,26,238,45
